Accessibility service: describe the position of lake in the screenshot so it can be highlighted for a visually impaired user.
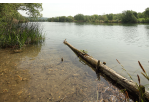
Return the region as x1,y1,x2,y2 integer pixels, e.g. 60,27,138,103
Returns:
43,22,149,84
0,22,149,102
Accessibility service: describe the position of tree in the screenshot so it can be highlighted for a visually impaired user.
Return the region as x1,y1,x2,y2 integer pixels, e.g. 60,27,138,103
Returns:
144,7,149,19
121,10,137,23
48,17,55,22
138,12,144,18
98,15,103,20
84,15,90,22
114,13,122,21
132,11,138,19
0,3,43,29
103,15,108,22
107,13,113,21
59,16,66,22
92,14,99,20
74,14,84,21
89,14,98,22
0,3,43,20
0,3,43,48
54,17,59,22
66,16,74,22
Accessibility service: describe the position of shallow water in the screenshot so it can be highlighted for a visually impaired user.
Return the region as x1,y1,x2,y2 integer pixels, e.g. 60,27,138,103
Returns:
1,22,149,102
0,40,130,102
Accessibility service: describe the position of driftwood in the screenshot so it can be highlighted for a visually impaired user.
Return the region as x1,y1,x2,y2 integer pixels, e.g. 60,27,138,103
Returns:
63,39,149,101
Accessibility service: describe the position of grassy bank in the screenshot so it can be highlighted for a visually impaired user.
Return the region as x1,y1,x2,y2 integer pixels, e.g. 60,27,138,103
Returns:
0,22,45,49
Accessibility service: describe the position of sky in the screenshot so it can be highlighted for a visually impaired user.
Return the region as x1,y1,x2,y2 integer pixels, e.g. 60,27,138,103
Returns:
5,0,149,18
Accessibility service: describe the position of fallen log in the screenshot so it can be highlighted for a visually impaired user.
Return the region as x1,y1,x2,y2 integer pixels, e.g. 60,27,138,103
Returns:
63,39,149,101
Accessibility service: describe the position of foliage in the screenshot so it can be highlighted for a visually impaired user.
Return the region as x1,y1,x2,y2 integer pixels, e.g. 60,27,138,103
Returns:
0,3,42,20
0,3,44,48
66,16,74,22
0,22,45,48
80,50,88,54
113,13,122,21
59,16,66,22
144,7,149,19
138,61,149,81
116,59,149,102
132,11,138,19
48,16,73,22
28,17,48,22
74,14,84,21
138,12,144,18
84,15,91,22
47,7,149,23
106,13,113,21
0,3,43,24
121,10,137,23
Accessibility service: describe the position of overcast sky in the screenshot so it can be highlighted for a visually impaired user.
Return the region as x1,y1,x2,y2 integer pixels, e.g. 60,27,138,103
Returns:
8,0,149,18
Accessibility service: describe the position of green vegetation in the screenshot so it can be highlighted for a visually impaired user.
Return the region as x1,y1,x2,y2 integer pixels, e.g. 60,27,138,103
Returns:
0,3,44,49
121,10,138,23
27,17,48,22
80,50,88,54
116,59,149,102
48,16,74,22
48,7,149,23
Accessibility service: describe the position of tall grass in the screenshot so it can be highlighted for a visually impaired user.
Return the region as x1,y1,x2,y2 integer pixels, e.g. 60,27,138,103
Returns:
138,61,149,81
0,21,45,49
116,59,149,101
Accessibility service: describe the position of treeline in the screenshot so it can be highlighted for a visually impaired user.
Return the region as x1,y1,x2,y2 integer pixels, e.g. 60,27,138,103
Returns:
27,17,48,22
48,16,74,22
48,7,149,23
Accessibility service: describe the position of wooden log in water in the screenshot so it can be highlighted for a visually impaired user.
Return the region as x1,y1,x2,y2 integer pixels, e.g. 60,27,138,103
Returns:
63,39,149,101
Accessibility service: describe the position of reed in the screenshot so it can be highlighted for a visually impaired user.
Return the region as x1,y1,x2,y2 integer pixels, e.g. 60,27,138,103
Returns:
117,60,149,101
137,74,140,85
116,59,133,80
138,61,149,81
0,22,45,49
138,61,146,73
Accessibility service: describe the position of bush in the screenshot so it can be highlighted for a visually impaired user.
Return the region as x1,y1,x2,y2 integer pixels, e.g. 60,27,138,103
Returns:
142,19,145,23
122,10,138,23
74,14,84,21
145,18,149,23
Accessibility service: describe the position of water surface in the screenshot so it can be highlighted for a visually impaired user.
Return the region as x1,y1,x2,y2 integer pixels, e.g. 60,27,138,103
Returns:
1,22,149,102
43,22,149,86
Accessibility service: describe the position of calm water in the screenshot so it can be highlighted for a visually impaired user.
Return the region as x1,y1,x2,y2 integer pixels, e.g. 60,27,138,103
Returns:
0,22,149,102
43,22,149,85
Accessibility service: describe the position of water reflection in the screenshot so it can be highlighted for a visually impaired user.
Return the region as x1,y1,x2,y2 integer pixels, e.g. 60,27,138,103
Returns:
121,23,138,27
